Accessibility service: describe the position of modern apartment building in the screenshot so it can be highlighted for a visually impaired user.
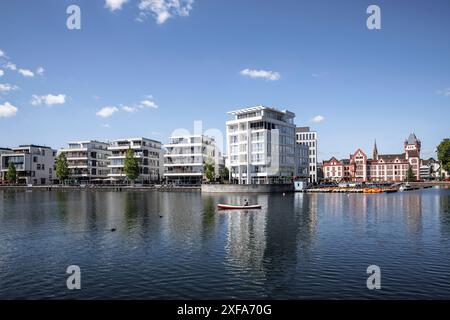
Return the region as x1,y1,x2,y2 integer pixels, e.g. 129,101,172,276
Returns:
323,133,422,182
295,143,310,181
107,137,163,183
296,127,318,183
0,148,12,183
420,158,441,181
226,106,298,184
59,140,111,182
0,145,56,185
164,135,221,185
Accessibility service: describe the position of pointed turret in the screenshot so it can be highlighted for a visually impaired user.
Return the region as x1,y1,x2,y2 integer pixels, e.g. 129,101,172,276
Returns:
373,139,378,160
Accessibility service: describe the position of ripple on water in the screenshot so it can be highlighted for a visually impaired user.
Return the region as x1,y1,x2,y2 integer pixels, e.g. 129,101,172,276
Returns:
0,189,449,299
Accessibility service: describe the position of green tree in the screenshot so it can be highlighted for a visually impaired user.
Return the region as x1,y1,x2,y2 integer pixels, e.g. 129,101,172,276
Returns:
219,167,229,183
6,162,17,183
437,139,450,174
124,148,139,182
56,153,70,183
204,158,215,183
406,165,416,182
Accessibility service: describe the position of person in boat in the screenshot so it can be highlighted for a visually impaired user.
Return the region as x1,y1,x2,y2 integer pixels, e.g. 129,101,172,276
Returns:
243,199,249,206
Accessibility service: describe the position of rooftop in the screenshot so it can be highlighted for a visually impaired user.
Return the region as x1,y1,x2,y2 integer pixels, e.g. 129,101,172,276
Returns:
68,140,109,145
15,144,53,150
110,137,161,144
296,127,310,132
227,105,295,118
406,133,420,145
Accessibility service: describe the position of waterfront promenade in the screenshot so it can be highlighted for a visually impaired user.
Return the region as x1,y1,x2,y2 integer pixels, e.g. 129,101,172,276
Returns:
0,181,448,193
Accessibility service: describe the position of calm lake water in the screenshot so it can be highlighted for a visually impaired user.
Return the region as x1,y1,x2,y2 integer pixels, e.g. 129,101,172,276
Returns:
0,187,449,299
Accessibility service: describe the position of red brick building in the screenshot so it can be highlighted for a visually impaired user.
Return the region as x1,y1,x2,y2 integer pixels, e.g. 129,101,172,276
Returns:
323,133,422,182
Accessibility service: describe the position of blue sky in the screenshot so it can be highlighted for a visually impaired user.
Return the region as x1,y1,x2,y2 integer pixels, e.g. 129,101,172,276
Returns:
0,0,449,161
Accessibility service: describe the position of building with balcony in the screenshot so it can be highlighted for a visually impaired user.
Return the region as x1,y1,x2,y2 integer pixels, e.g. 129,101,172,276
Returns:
0,145,56,185
0,148,12,183
107,137,163,183
226,106,298,184
420,158,441,180
59,140,111,182
164,135,222,185
296,127,318,183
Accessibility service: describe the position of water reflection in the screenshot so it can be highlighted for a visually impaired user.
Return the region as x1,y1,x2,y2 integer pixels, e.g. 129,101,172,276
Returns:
201,195,217,237
440,193,450,236
0,188,449,299
224,195,268,281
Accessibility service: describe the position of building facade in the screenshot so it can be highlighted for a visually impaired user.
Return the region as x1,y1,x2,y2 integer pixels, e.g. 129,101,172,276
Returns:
296,127,318,183
59,140,111,182
0,145,56,185
295,143,310,181
420,158,441,180
226,106,298,184
0,148,12,183
164,135,221,185
323,133,422,183
107,137,163,183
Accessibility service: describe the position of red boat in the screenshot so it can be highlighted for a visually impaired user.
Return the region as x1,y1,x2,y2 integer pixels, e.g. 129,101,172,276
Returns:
217,204,262,210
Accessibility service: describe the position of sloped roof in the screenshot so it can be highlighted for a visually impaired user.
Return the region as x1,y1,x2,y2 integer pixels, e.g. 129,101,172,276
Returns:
378,153,406,162
407,133,418,144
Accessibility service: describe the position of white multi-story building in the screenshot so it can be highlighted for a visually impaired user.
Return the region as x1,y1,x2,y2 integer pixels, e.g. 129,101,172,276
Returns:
226,106,298,184
0,145,56,185
296,127,318,183
164,135,221,185
107,137,163,183
59,140,111,182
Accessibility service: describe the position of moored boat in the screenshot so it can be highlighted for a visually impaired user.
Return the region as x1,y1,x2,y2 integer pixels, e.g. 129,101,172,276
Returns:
363,188,382,193
399,184,413,191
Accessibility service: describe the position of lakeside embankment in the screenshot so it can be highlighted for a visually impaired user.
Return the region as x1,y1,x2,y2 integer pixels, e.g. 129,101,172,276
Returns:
201,183,293,193
0,181,448,193
0,185,200,192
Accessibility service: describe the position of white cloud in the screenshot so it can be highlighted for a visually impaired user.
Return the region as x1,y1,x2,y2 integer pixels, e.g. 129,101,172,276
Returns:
0,70,4,77
0,83,18,93
101,123,111,128
0,102,18,118
122,105,137,113
5,62,16,71
311,72,330,79
138,0,194,24
139,98,158,109
105,0,128,11
310,115,325,123
18,68,34,77
240,68,281,81
96,106,119,118
0,49,5,58
36,66,45,76
438,87,450,96
31,94,66,106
